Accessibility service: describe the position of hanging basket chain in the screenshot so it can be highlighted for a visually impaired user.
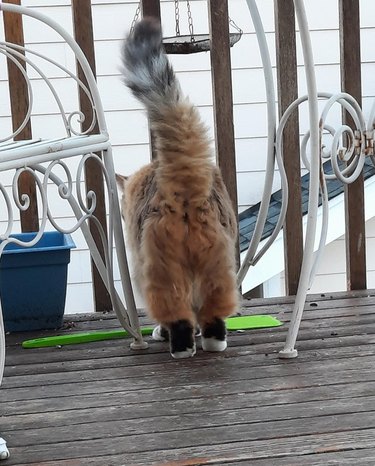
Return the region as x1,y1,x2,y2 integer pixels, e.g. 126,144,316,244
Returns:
186,0,195,42
174,0,181,36
130,2,141,35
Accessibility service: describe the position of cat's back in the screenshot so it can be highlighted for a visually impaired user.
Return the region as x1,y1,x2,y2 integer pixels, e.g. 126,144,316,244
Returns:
122,163,157,246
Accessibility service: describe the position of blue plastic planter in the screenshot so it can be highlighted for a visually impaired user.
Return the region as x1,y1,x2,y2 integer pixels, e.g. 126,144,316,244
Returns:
0,231,76,332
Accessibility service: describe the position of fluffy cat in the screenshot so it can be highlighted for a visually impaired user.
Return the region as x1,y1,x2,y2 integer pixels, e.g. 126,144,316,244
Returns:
117,18,238,358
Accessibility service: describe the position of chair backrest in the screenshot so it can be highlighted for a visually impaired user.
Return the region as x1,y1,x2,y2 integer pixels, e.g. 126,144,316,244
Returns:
0,2,108,144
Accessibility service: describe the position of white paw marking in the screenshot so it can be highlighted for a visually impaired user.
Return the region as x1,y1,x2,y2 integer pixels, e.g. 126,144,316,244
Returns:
0,438,10,460
152,325,167,341
171,344,196,359
202,337,227,352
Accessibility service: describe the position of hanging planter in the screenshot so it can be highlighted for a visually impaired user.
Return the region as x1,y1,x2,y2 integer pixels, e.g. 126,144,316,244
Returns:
163,31,242,54
132,0,243,54
163,2,242,54
0,231,76,332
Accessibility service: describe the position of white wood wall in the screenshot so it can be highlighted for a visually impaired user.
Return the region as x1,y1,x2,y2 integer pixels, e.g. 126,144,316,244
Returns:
310,217,375,293
267,217,375,297
0,0,374,311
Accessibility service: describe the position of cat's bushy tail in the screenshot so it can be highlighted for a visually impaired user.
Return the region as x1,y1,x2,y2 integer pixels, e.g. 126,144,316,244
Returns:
121,18,180,119
121,18,213,201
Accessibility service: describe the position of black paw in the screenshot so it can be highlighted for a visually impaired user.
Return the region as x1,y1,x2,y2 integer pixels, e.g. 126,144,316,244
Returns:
170,320,196,359
202,318,226,340
201,318,227,352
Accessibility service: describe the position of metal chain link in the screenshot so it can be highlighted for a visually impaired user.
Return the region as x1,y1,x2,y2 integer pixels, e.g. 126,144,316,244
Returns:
186,0,195,42
174,0,180,36
130,2,141,35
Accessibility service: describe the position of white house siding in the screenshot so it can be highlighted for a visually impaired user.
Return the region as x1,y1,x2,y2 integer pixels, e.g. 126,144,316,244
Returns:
266,216,375,297
0,1,374,311
309,216,375,294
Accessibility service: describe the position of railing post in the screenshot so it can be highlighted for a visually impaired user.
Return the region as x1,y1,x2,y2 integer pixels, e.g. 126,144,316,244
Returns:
72,0,112,311
141,0,161,161
339,0,367,290
208,0,239,266
274,0,303,295
3,0,39,232
141,0,161,20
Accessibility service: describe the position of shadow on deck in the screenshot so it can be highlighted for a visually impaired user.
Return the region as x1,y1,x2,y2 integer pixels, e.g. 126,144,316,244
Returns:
2,289,375,465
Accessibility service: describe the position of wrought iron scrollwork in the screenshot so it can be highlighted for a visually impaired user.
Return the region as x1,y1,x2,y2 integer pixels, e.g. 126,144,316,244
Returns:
0,41,98,142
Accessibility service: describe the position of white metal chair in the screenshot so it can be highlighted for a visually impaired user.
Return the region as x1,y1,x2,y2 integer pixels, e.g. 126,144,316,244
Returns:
0,2,147,417
238,0,375,358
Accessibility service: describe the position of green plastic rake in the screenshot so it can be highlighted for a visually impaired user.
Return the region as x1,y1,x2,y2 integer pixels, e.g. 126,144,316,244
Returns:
22,315,282,349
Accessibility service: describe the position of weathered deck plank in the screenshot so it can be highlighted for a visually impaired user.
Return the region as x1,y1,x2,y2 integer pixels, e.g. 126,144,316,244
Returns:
1,290,375,465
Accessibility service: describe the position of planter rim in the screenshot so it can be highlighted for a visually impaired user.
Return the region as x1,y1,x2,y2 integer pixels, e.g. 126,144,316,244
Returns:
1,231,76,255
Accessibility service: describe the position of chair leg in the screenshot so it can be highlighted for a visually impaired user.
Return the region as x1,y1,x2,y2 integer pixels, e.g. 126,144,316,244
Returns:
279,285,307,359
279,0,321,359
0,306,9,460
105,148,148,350
0,302,5,385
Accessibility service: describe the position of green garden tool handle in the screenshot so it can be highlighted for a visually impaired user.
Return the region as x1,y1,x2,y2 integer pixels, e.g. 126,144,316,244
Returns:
22,315,282,348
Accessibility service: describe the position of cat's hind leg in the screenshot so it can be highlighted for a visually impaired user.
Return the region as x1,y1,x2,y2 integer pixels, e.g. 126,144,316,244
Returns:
145,281,196,359
197,268,238,352
142,217,197,358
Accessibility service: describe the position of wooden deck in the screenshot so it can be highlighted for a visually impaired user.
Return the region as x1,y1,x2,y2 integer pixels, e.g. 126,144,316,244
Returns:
2,289,375,465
